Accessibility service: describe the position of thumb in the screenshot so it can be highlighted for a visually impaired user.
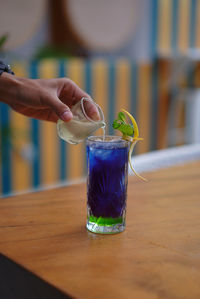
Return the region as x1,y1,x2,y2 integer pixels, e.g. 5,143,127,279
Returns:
49,97,73,122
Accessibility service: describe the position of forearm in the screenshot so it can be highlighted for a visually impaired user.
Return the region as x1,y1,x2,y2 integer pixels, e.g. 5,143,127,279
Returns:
0,72,21,105
0,71,95,122
0,73,43,108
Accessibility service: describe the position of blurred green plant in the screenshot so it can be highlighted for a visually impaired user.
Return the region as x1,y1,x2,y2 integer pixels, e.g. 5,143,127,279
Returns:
0,125,31,165
0,34,8,52
33,45,74,60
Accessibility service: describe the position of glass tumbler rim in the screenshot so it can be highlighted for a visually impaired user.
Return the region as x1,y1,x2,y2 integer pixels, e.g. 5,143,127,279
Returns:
86,135,130,148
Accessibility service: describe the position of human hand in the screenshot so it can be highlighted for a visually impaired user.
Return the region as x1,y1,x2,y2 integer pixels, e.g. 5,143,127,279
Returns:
0,73,100,122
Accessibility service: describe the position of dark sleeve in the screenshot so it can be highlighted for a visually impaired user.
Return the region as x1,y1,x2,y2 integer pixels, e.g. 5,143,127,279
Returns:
0,60,15,76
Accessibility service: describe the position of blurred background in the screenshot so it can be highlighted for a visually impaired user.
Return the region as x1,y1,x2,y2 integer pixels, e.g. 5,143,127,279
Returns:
0,0,200,196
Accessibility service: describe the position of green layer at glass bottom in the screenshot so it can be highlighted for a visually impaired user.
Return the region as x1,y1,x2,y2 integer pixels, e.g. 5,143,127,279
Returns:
89,215,123,226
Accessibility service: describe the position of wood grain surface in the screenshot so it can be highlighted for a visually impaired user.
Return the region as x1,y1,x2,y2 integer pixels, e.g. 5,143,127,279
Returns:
0,161,200,299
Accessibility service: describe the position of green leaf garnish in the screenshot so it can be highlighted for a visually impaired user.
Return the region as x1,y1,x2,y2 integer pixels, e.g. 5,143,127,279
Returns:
112,112,134,136
112,119,121,129
118,112,126,122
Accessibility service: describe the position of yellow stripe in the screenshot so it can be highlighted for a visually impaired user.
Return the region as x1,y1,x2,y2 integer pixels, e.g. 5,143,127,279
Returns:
196,1,200,48
41,121,59,186
158,0,172,55
115,59,130,114
174,94,185,146
67,59,85,180
10,63,31,192
10,111,31,192
12,61,28,78
38,59,58,79
92,59,108,129
157,60,170,149
178,0,190,53
136,64,151,154
39,60,59,186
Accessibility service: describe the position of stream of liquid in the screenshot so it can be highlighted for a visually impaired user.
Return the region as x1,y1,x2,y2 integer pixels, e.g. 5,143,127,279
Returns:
102,124,106,142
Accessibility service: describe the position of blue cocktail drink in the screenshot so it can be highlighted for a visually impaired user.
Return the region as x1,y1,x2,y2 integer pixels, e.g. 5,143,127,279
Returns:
86,136,129,234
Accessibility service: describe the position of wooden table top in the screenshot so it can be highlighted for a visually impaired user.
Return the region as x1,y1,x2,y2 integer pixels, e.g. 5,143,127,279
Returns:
0,161,200,299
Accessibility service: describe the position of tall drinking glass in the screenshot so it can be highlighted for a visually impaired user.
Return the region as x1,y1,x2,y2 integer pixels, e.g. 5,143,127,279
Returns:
86,136,129,234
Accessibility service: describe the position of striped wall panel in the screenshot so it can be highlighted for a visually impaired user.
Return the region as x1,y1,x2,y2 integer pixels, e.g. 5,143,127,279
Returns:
0,57,193,196
0,58,162,196
153,0,199,54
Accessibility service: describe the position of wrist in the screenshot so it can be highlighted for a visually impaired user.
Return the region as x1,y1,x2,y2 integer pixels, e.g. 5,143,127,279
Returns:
0,72,21,104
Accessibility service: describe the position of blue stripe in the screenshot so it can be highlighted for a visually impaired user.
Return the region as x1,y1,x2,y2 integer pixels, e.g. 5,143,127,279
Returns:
187,61,195,87
151,0,159,57
85,60,92,97
171,0,179,52
59,60,67,181
130,62,138,118
0,103,12,194
150,61,159,151
189,0,197,48
108,61,116,135
30,61,41,187
31,119,40,187
60,138,67,181
83,60,93,175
